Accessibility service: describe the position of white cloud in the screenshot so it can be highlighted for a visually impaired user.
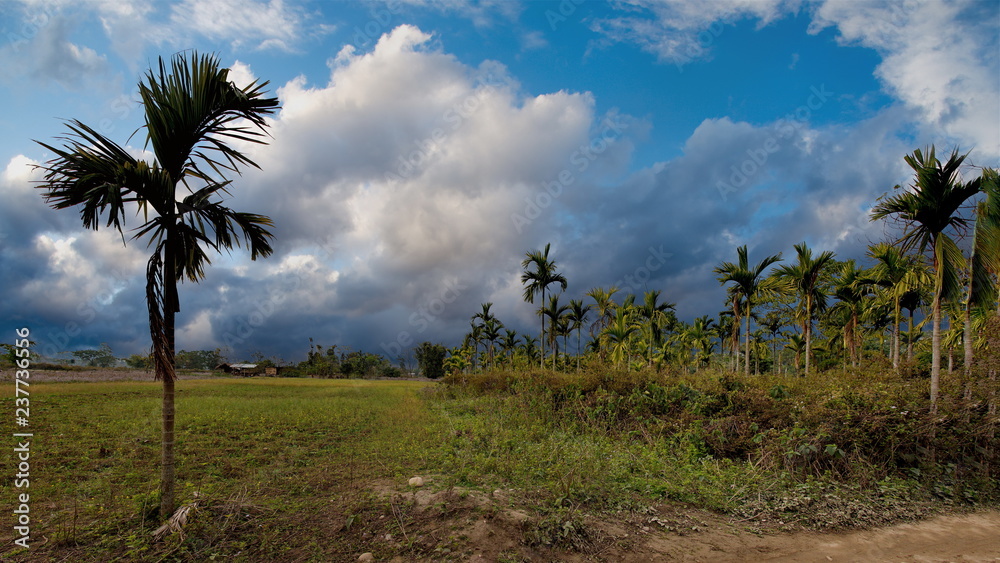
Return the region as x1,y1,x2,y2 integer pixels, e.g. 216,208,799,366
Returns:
170,0,327,52
0,14,111,90
591,0,799,64
809,0,1000,160
226,60,257,89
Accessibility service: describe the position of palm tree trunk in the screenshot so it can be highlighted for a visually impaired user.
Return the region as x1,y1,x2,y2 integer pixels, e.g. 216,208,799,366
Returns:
931,287,942,413
892,298,901,372
745,309,751,377
907,309,915,362
804,296,812,376
161,239,178,519
963,306,973,378
577,328,582,372
540,288,546,369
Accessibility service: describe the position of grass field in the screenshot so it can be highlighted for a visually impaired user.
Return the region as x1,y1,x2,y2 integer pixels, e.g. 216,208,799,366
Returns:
1,371,996,561
1,378,450,561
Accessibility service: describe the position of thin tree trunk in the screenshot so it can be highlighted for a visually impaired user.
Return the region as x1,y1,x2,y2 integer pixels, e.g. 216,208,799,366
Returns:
931,288,942,413
745,309,751,377
963,306,973,378
540,288,545,369
161,238,178,519
892,298,901,372
576,329,581,372
804,295,812,376
908,309,915,362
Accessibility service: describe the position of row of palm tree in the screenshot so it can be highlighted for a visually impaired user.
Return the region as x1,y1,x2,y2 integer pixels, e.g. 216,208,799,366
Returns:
457,147,996,418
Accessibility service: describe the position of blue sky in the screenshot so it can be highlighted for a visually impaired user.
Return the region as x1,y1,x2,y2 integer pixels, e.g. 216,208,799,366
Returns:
1,0,998,364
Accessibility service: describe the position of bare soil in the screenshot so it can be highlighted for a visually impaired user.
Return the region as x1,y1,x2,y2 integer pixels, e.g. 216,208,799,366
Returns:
361,476,1000,563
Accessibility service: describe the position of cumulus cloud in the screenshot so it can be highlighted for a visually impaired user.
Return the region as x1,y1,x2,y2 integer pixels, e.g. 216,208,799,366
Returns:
0,14,111,90
207,24,631,357
809,0,1000,160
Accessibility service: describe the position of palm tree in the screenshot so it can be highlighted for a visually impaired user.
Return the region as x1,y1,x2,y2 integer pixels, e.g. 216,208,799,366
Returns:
871,146,983,411
775,242,836,376
521,243,568,369
829,260,870,368
715,312,738,371
966,168,999,376
785,333,806,372
500,329,519,364
899,287,927,362
35,52,279,517
541,293,570,369
759,311,784,371
638,290,675,367
519,333,539,365
686,315,716,368
470,303,498,368
868,242,920,371
715,245,783,376
467,322,483,370
471,302,496,326
566,299,591,371
603,306,639,369
482,318,503,369
586,286,619,357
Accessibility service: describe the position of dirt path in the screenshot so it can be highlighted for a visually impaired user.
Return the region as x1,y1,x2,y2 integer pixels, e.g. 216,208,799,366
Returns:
379,484,999,562
616,510,1000,562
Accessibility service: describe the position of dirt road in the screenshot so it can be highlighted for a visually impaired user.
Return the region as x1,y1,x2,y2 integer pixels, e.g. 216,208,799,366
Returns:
628,510,1000,562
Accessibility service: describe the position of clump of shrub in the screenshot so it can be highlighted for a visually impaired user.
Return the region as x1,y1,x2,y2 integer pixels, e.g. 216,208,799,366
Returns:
440,364,1000,510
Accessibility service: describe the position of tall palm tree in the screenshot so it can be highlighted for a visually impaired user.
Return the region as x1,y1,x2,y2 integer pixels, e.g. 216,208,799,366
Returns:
35,52,279,517
566,299,591,371
715,245,783,376
775,242,836,376
521,243,568,369
871,146,983,410
966,168,999,376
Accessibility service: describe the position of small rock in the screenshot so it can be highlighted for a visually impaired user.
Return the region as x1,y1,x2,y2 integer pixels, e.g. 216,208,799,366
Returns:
408,476,424,487
384,533,393,541
358,553,374,562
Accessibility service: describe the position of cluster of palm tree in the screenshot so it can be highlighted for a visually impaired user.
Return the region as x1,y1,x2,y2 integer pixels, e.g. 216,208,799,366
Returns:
453,147,997,416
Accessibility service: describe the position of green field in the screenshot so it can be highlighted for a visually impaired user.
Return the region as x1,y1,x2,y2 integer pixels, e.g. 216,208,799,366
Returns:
2,378,450,561
1,372,996,561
